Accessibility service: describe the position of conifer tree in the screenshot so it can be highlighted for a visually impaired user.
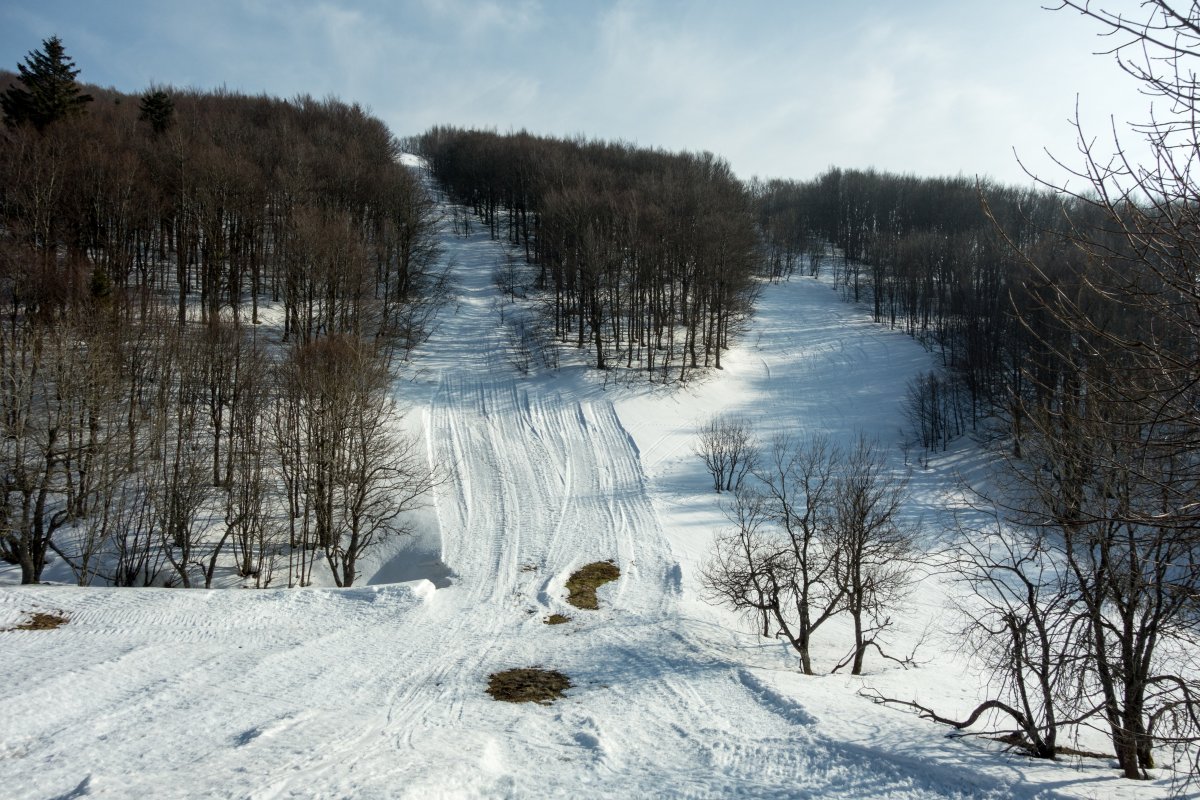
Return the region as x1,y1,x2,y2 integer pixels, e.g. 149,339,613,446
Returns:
1,35,93,131
138,89,174,135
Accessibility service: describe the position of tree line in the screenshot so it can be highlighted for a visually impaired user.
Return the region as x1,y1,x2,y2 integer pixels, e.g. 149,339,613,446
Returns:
753,168,1083,447
0,38,442,588
415,127,761,380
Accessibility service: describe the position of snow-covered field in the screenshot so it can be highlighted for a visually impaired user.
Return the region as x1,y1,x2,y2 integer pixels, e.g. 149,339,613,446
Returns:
0,162,1182,799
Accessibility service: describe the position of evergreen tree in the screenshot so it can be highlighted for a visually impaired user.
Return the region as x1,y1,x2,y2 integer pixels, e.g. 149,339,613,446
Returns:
1,36,93,131
138,89,174,135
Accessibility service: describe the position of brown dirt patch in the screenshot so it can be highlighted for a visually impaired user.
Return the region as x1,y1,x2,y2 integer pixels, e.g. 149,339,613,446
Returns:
565,560,620,610
6,611,68,631
486,668,572,704
544,613,571,625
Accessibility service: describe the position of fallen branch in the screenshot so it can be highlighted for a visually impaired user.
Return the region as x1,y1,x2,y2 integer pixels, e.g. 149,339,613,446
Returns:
861,689,1031,732
860,688,1057,759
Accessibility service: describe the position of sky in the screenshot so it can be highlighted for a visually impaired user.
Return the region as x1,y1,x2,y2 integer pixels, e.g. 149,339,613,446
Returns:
0,0,1158,187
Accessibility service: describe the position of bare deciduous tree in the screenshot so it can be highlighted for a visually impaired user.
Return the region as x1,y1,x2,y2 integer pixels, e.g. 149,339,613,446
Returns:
830,435,915,676
987,2,1200,778
695,415,759,493
870,524,1078,760
224,332,274,586
149,326,215,588
704,433,915,676
274,334,434,587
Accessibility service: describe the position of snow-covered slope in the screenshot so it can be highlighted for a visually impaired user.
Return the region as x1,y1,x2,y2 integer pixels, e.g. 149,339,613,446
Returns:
0,161,1176,799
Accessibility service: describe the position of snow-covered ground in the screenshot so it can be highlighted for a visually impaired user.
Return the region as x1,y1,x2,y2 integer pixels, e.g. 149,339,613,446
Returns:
0,161,1183,798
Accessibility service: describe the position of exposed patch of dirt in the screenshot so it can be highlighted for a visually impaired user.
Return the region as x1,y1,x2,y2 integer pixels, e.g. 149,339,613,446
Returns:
565,560,620,610
5,611,69,631
544,613,571,625
486,668,572,704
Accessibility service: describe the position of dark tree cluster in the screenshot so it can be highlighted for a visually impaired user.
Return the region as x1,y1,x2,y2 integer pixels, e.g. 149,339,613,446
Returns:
754,170,1082,448
0,38,442,588
1,45,445,349
416,127,761,380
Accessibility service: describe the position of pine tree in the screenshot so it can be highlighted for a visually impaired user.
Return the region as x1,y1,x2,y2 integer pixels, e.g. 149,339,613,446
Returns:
138,89,175,135
1,36,94,131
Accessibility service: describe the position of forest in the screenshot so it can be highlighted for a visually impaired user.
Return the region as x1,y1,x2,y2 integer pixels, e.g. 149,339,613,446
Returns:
0,39,444,589
717,18,1200,775
709,128,1200,779
416,127,760,379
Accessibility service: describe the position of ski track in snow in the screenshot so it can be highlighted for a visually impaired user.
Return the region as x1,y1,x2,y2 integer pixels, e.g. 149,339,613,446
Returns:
0,162,1170,799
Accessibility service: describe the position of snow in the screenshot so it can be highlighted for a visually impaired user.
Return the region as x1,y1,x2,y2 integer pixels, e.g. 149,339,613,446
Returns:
0,161,1183,799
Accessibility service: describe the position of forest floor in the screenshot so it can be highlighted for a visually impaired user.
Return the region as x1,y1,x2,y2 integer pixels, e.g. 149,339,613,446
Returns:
0,157,1185,799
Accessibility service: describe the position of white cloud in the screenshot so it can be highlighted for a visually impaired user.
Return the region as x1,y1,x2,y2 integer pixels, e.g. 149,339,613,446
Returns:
418,0,542,39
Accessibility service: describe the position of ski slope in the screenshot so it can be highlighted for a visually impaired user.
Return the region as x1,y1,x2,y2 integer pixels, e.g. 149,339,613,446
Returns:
0,159,1178,799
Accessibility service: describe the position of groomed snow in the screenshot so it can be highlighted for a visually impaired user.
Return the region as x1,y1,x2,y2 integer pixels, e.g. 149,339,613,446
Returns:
0,160,1180,799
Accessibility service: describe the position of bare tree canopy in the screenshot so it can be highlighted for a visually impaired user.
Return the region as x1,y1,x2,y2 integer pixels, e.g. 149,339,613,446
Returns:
0,51,444,589
702,430,915,677
417,128,761,381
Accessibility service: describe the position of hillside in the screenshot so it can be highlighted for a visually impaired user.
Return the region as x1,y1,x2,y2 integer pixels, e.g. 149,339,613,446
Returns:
0,158,1178,799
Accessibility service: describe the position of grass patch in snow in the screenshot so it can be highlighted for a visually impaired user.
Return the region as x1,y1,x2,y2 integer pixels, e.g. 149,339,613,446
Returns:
565,560,620,610
6,611,68,631
486,668,571,704
544,613,571,625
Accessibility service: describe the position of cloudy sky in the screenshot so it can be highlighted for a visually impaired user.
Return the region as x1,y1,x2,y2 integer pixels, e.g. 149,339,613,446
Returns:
0,0,1155,186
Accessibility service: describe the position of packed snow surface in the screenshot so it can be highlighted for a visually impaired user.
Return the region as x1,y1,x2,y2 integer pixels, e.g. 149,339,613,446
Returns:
0,159,1180,798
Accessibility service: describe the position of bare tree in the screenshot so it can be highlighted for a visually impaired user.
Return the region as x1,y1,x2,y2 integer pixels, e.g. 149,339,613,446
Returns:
47,315,133,585
703,488,780,640
148,327,215,588
871,523,1079,760
1003,383,1200,779
271,356,319,588
978,2,1200,778
274,335,435,587
830,435,915,676
0,310,114,583
695,415,760,493
702,434,844,675
331,385,433,587
905,369,966,452
105,470,166,587
223,332,274,586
